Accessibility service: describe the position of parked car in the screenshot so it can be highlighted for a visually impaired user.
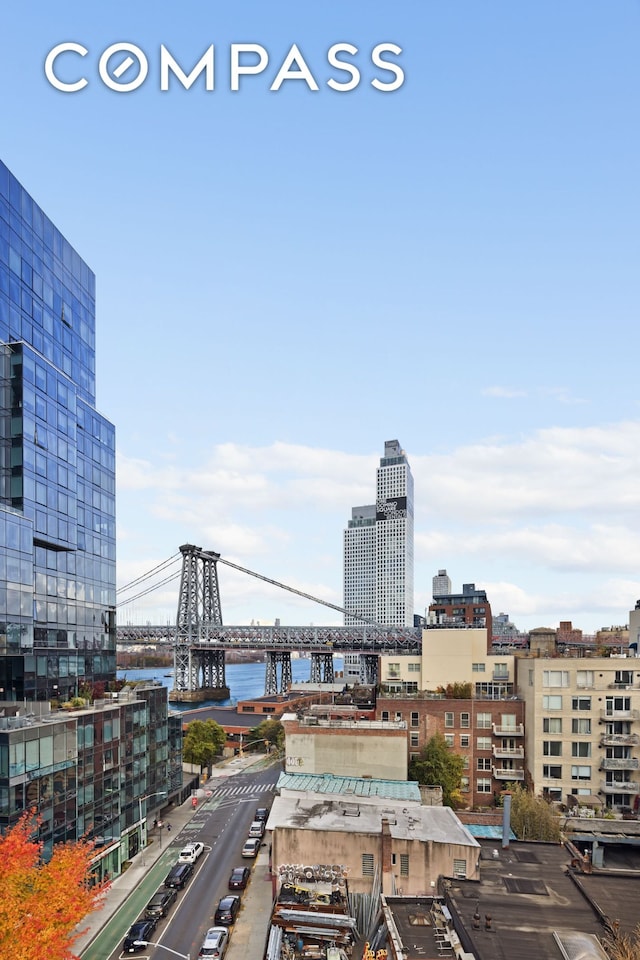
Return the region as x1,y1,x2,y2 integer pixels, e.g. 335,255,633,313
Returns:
179,841,205,863
248,820,265,838
241,837,260,858
144,888,177,920
198,926,229,959
164,862,194,889
214,895,241,926
228,866,251,890
254,806,269,822
123,918,157,953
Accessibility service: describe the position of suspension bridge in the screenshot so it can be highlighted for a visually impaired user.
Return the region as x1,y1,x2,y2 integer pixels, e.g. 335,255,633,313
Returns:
117,544,421,701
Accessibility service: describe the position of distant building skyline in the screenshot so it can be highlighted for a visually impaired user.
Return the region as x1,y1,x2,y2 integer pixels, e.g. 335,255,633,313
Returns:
344,439,414,627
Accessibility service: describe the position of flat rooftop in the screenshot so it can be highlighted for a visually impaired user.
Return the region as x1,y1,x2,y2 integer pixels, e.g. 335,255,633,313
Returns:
267,795,479,848
447,839,605,960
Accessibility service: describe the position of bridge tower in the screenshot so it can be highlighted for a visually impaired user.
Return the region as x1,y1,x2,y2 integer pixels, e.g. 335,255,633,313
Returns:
265,651,293,696
170,544,230,703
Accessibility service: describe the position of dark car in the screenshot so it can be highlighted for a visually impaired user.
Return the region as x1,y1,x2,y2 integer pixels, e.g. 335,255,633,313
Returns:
123,918,157,953
228,866,251,890
254,807,269,822
164,861,194,889
144,888,177,919
214,894,241,926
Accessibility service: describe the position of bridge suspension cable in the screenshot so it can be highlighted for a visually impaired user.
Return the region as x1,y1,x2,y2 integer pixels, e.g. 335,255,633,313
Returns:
203,549,377,624
117,553,181,595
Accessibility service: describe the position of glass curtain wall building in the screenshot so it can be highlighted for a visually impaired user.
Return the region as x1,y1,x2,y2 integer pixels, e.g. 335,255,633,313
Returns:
0,159,116,702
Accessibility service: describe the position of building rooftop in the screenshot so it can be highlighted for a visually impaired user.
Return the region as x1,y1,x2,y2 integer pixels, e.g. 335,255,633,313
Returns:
446,839,606,960
267,795,480,849
276,772,422,803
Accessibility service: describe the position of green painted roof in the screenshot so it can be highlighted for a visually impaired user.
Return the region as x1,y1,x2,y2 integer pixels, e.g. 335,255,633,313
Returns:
277,772,421,802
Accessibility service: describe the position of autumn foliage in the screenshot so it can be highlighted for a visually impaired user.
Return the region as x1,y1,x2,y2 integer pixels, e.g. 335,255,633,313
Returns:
0,812,108,960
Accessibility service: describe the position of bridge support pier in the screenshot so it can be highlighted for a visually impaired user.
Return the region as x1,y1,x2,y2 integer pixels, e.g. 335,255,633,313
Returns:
361,654,379,685
265,651,292,695
310,651,335,684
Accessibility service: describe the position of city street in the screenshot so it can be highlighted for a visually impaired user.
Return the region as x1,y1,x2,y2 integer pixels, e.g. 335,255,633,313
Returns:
80,760,279,960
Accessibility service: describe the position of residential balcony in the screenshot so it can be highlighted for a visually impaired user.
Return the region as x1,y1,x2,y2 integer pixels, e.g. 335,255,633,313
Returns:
601,780,640,794
492,723,524,737
492,766,525,781
601,709,640,722
600,733,639,747
600,758,639,771
607,682,640,690
492,745,524,759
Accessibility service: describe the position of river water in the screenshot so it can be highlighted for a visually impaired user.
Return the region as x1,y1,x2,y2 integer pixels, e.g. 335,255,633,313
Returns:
117,656,345,709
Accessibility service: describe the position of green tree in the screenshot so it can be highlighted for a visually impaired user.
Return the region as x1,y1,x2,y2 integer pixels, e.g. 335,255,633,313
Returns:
246,718,284,752
183,719,227,774
408,732,466,808
503,784,561,841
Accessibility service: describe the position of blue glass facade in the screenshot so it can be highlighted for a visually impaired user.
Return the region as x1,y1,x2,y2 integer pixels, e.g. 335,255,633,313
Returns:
0,160,116,700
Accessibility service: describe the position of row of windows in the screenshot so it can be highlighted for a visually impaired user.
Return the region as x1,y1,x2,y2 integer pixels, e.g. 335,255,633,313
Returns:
541,670,636,688
543,741,592,757
543,718,592,734
543,696,632,711
543,765,593,780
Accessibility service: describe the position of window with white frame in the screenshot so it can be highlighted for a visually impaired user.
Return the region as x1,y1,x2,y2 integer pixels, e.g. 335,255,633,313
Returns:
543,765,562,779
477,737,492,751
460,712,470,728
411,712,419,727
477,757,491,770
543,695,562,710
572,697,591,711
571,742,591,758
576,670,594,689
477,713,492,729
494,662,509,679
408,662,420,672
445,712,454,728
572,718,591,735
472,663,485,673
460,777,470,793
571,765,591,780
444,734,454,747
460,734,470,748
543,718,562,733
410,732,419,747
477,778,492,793
543,741,562,756
543,670,569,687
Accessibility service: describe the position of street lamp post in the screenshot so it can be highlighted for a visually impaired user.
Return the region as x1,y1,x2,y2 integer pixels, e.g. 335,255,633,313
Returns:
137,791,167,865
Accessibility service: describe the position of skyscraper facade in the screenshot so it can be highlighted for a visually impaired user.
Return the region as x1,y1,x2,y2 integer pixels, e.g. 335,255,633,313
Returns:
0,161,185,874
432,568,452,598
0,160,116,701
343,440,414,628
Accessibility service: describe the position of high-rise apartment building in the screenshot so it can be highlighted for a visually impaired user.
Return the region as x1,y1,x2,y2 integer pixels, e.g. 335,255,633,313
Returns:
343,439,414,627
0,160,116,700
0,161,184,875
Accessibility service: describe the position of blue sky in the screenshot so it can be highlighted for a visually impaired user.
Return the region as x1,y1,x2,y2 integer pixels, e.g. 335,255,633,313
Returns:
2,2,639,632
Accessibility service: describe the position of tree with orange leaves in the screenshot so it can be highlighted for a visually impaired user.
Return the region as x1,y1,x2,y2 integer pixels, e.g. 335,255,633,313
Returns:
0,811,108,960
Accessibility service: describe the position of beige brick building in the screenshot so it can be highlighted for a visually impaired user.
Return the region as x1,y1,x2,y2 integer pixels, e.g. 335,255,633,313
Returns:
519,656,640,812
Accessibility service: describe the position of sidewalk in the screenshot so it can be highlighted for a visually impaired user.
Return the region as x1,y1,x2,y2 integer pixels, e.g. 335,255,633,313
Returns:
75,752,271,958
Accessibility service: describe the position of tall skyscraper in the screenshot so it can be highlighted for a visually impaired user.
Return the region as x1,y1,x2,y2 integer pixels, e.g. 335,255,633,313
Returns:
344,439,414,628
0,161,184,874
432,569,452,598
0,160,116,700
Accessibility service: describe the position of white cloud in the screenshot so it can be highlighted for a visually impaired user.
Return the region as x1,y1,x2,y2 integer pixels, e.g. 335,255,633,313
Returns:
115,421,640,631
482,386,527,398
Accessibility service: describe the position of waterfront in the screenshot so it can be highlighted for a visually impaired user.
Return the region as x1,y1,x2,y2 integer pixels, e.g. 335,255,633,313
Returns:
117,656,345,708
